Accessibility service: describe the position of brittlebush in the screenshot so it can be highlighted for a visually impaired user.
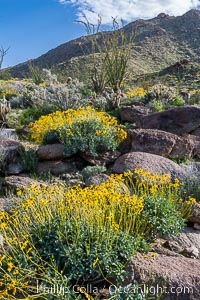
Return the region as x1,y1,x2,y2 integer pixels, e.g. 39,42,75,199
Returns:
0,171,195,299
29,106,127,156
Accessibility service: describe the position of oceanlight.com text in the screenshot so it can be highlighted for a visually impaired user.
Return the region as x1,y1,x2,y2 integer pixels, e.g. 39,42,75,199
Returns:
109,283,193,296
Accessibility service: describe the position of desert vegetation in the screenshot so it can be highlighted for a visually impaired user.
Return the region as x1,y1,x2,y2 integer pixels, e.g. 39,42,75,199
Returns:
1,11,200,299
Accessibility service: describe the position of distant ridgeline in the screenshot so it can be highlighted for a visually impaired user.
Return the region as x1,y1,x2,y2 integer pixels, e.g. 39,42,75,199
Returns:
7,9,200,87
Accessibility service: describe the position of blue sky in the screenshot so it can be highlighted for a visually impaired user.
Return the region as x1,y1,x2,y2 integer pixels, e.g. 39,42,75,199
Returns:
1,0,200,68
0,0,85,68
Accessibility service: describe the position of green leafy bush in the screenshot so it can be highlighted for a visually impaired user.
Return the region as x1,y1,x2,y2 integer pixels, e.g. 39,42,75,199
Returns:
81,165,106,180
0,175,147,298
58,119,121,156
150,99,164,112
30,107,127,156
19,148,38,172
171,95,185,106
16,105,57,130
188,90,200,105
145,84,177,104
28,62,45,85
0,70,11,80
0,170,192,299
142,195,185,239
31,217,141,285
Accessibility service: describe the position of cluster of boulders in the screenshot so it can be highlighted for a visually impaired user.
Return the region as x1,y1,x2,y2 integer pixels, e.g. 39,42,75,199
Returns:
1,104,200,299
120,105,200,155
1,105,200,177
119,104,200,300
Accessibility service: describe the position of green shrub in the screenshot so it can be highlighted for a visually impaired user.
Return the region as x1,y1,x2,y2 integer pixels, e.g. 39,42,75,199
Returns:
0,70,11,80
0,175,147,298
188,91,200,105
124,169,187,239
16,105,57,130
30,107,127,156
57,119,121,156
180,164,200,203
150,99,164,112
28,62,44,85
145,84,176,104
181,179,200,203
31,217,141,285
0,170,192,299
81,165,106,180
18,148,38,172
171,95,185,106
142,195,185,239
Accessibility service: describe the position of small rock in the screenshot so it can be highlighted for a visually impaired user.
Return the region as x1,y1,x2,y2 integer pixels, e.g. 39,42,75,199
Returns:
194,223,200,230
85,174,109,186
36,144,69,160
162,240,183,253
37,160,77,176
181,246,199,259
6,162,23,175
188,202,200,225
0,129,17,139
0,197,14,212
2,176,42,193
166,227,200,259
0,138,24,174
79,150,121,165
59,172,84,187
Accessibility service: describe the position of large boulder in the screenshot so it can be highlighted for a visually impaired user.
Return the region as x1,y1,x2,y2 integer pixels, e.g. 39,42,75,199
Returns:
120,104,150,123
127,129,193,159
0,138,24,174
112,152,186,180
136,106,200,135
124,252,200,300
151,228,200,259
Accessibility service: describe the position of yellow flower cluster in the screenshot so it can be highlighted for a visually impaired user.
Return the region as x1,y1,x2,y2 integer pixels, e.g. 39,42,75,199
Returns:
0,173,144,297
125,87,146,98
0,169,196,298
13,175,143,235
29,106,127,144
190,89,200,96
134,168,179,187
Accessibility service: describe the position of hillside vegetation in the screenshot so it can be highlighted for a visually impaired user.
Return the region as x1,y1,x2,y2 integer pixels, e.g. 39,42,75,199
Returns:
7,9,200,85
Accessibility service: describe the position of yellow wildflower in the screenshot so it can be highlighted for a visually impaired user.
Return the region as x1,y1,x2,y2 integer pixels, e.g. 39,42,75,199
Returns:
7,262,14,272
92,257,99,267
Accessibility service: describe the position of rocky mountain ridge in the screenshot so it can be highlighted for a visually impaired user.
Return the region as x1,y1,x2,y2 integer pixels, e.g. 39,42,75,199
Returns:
8,9,200,80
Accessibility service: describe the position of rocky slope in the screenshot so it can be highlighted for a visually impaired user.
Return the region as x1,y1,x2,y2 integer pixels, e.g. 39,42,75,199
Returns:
8,9,200,80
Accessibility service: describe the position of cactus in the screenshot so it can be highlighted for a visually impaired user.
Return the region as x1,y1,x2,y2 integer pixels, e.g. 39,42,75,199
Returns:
0,95,11,124
145,84,177,104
